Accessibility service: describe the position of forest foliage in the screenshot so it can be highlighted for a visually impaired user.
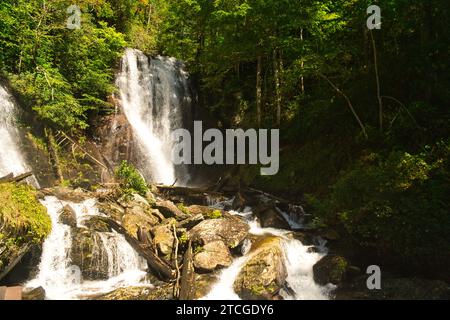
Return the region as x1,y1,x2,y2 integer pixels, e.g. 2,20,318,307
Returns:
0,0,449,277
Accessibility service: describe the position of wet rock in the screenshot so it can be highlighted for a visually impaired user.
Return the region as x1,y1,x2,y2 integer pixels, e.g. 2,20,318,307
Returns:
83,216,112,233
194,273,220,299
122,207,159,239
58,205,77,228
22,286,46,300
253,202,290,230
187,205,224,219
233,237,287,300
177,214,204,230
155,200,190,221
188,216,249,248
321,229,340,241
232,192,246,211
145,191,157,206
335,277,450,300
70,228,109,280
118,193,150,208
313,254,348,285
96,285,174,300
152,224,175,256
194,241,233,272
97,201,125,222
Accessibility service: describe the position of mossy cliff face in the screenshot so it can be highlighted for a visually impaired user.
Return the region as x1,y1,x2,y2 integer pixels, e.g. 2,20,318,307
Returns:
0,183,51,278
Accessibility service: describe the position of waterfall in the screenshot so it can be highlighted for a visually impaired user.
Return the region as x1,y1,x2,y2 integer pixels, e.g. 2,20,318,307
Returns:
0,85,37,186
27,197,149,300
116,48,191,185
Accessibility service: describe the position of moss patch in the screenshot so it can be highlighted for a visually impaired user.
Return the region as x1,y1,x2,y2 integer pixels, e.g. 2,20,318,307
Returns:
0,183,51,276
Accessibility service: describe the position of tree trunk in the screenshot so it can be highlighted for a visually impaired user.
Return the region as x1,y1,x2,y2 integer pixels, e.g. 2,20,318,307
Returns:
256,55,262,127
369,30,383,132
273,49,282,126
300,28,305,94
179,240,196,300
45,128,64,184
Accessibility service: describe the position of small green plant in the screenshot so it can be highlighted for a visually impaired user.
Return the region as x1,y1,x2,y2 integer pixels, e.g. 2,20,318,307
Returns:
193,245,204,254
179,231,189,244
177,203,190,215
115,160,149,196
206,209,222,219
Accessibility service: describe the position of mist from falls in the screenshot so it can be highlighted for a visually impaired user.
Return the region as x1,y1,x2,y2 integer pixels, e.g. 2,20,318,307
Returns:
116,48,191,185
0,85,37,186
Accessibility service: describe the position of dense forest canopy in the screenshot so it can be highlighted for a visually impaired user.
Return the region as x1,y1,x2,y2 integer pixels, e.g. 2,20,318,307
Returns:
0,0,449,279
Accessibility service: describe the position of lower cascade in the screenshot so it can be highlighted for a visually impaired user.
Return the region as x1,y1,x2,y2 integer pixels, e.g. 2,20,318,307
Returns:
27,197,149,300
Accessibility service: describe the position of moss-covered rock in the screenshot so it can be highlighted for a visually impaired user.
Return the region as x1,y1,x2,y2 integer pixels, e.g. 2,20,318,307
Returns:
313,254,348,285
233,237,287,300
70,228,109,280
0,183,51,280
96,285,174,300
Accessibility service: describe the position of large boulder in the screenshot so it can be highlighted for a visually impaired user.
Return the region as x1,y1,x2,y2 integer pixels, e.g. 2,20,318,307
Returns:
152,223,175,257
313,255,348,286
194,241,233,272
122,206,159,239
232,192,246,211
118,193,150,208
83,216,112,233
58,205,77,228
233,237,287,300
97,201,125,222
253,202,290,230
188,216,249,248
70,228,109,280
155,200,190,221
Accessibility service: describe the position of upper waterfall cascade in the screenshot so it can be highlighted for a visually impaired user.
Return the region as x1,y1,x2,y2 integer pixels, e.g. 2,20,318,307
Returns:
0,85,37,186
116,48,192,185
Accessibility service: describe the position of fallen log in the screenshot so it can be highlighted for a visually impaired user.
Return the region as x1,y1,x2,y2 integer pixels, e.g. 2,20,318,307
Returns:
0,243,31,282
179,240,196,300
96,217,176,281
0,172,33,184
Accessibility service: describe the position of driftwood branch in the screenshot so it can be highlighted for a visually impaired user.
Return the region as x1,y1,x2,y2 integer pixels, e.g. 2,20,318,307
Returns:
0,172,33,184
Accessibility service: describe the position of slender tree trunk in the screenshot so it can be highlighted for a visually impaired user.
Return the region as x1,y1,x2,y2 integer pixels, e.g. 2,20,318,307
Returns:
273,49,282,126
256,55,262,127
370,30,383,132
45,128,64,184
300,28,305,94
319,74,368,139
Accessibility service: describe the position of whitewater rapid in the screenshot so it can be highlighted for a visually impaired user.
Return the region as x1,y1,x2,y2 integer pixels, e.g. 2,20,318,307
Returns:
27,197,150,300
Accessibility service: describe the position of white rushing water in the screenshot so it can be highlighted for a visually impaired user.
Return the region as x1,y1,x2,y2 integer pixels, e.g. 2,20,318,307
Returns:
27,196,149,300
202,205,333,300
116,48,191,185
0,85,37,186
